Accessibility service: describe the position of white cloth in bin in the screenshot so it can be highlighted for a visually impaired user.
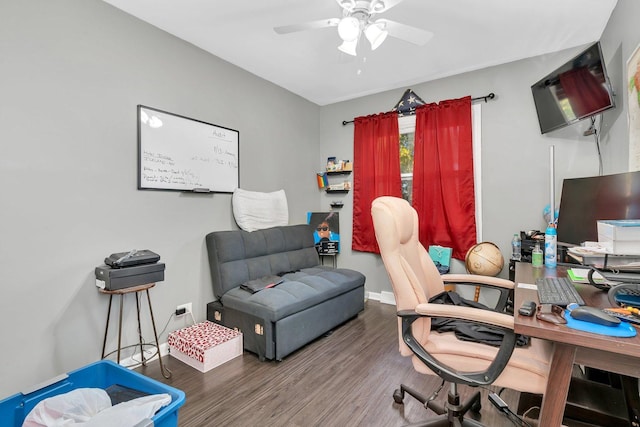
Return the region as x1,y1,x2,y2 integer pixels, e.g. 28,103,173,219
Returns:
23,387,170,426
23,388,110,426
85,393,171,426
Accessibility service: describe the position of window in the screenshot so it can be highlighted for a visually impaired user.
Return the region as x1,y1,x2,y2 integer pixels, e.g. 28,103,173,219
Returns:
400,132,415,203
399,116,416,203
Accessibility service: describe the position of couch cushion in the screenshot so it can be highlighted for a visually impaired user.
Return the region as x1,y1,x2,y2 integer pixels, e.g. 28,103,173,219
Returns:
221,266,365,322
206,225,320,299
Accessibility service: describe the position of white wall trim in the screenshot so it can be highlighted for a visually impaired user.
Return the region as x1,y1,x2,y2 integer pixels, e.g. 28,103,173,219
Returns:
472,103,483,242
119,342,170,369
366,291,396,305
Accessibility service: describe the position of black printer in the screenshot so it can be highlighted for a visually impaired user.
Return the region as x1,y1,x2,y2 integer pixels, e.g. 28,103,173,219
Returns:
96,250,164,291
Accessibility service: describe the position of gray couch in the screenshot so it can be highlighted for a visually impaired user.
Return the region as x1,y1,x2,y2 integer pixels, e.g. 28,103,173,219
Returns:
205,224,366,361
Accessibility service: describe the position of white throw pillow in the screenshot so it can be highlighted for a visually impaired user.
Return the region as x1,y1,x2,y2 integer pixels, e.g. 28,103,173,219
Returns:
232,188,289,232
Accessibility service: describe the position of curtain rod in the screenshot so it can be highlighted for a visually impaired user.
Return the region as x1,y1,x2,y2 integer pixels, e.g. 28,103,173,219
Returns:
341,92,496,126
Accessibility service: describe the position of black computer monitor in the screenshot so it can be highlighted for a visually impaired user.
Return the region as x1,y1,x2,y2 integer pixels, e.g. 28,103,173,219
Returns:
556,171,640,245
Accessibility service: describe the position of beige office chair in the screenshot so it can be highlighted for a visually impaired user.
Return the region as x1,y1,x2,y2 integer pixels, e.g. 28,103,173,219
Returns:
371,196,553,426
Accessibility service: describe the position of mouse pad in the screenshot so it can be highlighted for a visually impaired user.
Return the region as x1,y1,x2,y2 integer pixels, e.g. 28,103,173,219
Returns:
563,310,637,337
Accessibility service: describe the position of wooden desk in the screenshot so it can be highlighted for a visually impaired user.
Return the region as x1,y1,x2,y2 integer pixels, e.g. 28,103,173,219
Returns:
514,262,640,426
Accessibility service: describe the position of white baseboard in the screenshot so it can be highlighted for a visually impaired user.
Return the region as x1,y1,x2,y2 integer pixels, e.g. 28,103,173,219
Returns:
366,291,396,306
118,342,169,369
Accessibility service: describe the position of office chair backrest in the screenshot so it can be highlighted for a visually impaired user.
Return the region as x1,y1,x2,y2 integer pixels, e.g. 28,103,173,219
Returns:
371,196,445,357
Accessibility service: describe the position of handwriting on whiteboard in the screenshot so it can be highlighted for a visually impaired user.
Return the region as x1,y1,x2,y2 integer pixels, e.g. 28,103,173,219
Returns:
142,145,237,187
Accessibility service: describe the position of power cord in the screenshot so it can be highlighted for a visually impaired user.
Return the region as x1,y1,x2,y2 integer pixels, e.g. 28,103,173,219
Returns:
126,306,178,366
585,114,604,176
423,379,445,409
157,311,178,339
488,391,532,427
594,115,603,176
522,406,541,426
127,306,196,366
153,308,197,343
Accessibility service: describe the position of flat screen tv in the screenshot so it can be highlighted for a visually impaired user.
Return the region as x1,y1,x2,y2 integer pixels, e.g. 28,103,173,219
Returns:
531,42,615,134
556,171,640,245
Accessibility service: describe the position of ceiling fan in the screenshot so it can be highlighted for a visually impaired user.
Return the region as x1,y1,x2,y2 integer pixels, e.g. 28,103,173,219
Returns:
274,0,433,56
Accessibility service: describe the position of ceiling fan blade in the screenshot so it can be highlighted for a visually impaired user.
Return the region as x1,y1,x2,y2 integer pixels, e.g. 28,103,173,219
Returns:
335,0,355,12
336,0,404,14
377,19,433,46
274,18,340,35
372,0,405,13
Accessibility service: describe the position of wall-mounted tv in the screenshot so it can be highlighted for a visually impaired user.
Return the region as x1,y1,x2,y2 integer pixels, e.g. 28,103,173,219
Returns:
531,42,615,134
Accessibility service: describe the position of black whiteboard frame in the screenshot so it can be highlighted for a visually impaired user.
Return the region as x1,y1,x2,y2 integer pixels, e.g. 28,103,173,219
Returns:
137,105,240,193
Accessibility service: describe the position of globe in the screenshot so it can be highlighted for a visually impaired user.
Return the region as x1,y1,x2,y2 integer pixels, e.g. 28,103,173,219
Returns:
465,242,504,276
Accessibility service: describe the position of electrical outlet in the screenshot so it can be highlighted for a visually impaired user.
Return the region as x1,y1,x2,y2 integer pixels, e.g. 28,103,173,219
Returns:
176,302,192,316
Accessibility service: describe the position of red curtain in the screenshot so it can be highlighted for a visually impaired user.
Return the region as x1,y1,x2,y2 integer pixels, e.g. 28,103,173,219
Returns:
559,67,611,118
352,112,402,253
412,96,476,260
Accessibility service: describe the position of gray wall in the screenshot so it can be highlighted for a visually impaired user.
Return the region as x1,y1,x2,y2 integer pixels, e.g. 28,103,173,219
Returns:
0,0,319,397
318,0,640,296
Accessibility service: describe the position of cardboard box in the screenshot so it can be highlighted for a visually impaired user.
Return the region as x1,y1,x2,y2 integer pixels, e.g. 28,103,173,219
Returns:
597,220,640,254
168,321,242,372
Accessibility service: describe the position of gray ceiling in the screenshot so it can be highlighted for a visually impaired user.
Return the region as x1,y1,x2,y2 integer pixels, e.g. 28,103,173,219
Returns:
101,0,618,106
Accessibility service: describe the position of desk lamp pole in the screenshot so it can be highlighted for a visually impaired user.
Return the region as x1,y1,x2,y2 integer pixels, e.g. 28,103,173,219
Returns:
549,145,555,225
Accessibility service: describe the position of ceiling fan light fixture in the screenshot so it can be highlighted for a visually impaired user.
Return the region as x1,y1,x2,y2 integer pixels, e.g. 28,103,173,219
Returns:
338,39,358,56
364,22,388,50
337,16,360,41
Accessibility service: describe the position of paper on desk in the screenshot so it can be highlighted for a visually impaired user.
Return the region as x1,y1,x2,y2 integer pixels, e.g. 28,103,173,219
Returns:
567,243,611,256
568,244,640,270
568,268,606,284
517,283,538,290
567,241,640,257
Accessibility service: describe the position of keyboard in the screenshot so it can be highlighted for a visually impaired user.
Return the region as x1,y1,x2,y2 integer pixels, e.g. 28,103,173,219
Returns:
536,277,585,306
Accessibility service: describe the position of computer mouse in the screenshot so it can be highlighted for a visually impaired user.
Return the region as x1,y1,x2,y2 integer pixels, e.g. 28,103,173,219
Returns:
569,306,621,327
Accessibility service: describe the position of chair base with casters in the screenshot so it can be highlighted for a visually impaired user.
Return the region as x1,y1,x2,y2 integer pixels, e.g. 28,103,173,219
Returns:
395,381,484,427
394,310,516,427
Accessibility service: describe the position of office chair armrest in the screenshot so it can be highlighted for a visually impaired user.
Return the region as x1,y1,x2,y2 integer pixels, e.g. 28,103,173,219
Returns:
398,308,516,387
442,274,514,312
415,303,514,329
442,274,514,289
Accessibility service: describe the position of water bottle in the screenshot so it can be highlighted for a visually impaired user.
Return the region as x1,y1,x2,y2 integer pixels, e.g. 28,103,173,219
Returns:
545,223,557,268
511,233,522,261
532,242,543,268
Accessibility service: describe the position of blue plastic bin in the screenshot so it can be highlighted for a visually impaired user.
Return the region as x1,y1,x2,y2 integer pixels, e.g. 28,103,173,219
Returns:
0,360,185,427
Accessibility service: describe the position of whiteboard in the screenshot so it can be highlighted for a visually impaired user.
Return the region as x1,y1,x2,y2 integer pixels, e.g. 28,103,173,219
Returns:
137,105,239,192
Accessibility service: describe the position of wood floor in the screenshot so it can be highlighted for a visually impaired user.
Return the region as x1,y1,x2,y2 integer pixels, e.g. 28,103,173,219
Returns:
136,300,592,427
